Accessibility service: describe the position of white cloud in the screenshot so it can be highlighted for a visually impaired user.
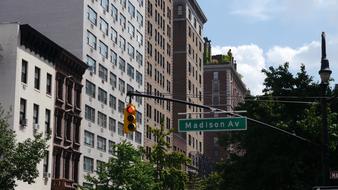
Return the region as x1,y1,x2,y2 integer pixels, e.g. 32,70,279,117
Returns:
212,37,338,95
229,0,281,21
212,45,266,95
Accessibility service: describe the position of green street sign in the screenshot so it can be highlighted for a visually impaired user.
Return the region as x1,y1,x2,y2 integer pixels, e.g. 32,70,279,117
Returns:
178,117,247,132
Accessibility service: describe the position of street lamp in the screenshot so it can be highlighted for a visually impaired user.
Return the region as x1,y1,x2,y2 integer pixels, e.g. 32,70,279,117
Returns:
319,32,332,186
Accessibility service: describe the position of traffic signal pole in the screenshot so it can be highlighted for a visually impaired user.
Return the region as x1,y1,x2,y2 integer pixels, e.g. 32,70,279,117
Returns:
127,91,214,111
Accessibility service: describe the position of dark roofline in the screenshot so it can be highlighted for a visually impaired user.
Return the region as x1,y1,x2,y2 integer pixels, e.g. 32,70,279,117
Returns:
188,0,207,24
19,24,88,75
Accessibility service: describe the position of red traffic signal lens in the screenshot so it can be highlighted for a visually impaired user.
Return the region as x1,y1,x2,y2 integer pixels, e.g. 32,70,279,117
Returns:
126,105,136,113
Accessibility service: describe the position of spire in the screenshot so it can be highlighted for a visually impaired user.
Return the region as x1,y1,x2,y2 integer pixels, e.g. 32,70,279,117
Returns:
321,32,326,59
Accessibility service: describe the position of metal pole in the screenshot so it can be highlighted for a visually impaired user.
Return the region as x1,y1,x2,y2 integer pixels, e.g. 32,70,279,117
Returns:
321,83,329,186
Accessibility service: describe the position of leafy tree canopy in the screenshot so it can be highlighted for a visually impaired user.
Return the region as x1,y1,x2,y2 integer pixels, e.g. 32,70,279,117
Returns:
207,63,338,190
0,105,48,190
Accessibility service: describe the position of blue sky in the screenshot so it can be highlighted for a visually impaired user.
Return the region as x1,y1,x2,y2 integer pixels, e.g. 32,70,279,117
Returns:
198,0,338,95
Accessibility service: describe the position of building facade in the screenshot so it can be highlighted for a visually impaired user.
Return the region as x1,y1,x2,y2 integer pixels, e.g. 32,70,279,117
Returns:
0,23,87,190
0,0,146,187
172,0,207,173
143,0,174,156
203,39,247,172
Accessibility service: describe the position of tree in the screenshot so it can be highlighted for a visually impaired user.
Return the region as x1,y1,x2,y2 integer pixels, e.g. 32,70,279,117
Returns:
149,123,190,190
84,141,156,190
210,63,338,190
0,105,48,189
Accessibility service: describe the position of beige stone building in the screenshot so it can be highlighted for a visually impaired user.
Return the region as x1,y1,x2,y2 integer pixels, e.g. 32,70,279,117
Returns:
143,0,174,157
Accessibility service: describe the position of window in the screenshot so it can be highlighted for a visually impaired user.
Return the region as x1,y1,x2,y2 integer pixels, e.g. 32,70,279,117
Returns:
33,104,39,124
87,31,97,49
136,31,143,46
111,28,118,43
100,17,109,35
46,73,52,95
97,112,107,128
136,71,142,85
120,0,126,8
128,1,135,17
86,80,96,98
109,117,116,132
21,59,28,83
118,79,125,93
45,109,51,136
127,43,134,58
118,57,126,72
101,0,109,11
98,88,107,104
177,5,183,15
43,151,49,174
118,100,125,114
136,51,143,66
127,22,135,37
84,157,94,172
136,11,143,27
118,122,124,136
87,6,97,25
84,130,94,147
127,84,134,93
119,13,126,29
99,41,108,58
20,98,26,125
136,111,142,124
109,94,116,109
85,105,95,122
99,64,108,81
96,160,105,172
119,36,126,51
110,72,117,88
127,64,134,79
110,50,117,65
108,140,115,155
97,136,106,152
34,67,40,90
86,55,96,73
111,4,118,21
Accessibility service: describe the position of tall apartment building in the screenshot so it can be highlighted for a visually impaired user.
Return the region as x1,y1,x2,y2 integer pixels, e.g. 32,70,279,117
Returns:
0,0,146,187
0,23,87,190
172,0,207,173
143,0,174,155
203,38,247,173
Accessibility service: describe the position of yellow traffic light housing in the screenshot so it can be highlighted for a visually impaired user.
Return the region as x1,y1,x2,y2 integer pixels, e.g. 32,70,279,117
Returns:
124,104,137,133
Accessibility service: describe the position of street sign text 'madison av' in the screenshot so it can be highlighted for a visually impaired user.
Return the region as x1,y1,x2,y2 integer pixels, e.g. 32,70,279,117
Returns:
178,117,247,132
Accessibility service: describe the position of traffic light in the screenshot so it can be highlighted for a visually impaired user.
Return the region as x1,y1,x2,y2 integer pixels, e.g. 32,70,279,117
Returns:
124,103,137,133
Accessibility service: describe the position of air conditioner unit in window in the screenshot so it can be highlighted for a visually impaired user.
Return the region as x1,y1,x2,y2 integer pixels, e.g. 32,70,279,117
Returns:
33,123,40,130
43,172,51,178
20,118,27,127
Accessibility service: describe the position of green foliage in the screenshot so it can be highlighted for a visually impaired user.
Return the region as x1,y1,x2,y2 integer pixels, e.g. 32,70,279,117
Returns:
209,63,338,190
150,124,190,190
84,141,156,190
0,105,48,189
